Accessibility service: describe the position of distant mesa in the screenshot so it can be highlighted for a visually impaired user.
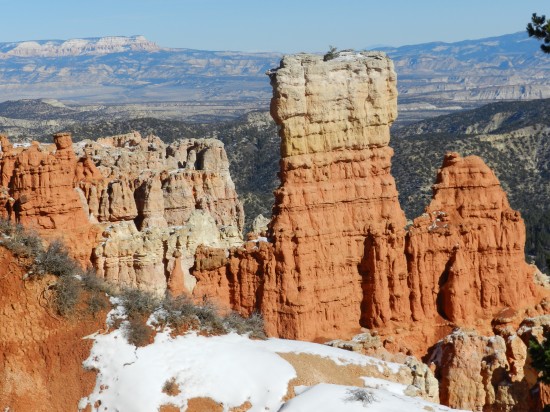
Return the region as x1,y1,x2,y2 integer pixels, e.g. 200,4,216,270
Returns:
0,35,161,57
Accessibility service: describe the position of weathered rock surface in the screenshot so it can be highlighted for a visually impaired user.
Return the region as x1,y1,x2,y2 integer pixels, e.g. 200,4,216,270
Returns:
405,152,540,327
191,52,549,358
191,52,408,340
428,317,550,412
0,247,103,411
0,133,98,261
0,131,244,294
76,132,244,294
326,332,440,402
75,132,244,231
266,52,408,340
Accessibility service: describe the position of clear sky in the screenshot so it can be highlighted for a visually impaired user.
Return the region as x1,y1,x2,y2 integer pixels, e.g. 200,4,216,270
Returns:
0,0,544,52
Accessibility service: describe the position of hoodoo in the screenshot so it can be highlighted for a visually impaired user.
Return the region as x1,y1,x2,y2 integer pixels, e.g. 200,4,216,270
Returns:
191,51,548,354
405,152,539,326
0,133,98,261
267,52,409,340
0,131,244,294
193,52,409,340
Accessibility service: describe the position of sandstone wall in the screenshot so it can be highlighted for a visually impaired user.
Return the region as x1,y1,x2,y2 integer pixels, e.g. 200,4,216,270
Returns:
0,133,97,261
0,131,244,294
191,52,409,339
405,153,539,326
76,132,244,294
191,52,549,353
264,52,408,340
0,247,102,411
428,315,550,412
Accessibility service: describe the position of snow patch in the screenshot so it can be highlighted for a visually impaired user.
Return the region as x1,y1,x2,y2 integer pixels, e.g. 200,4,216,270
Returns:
81,331,296,412
261,338,402,373
280,383,467,412
81,324,463,411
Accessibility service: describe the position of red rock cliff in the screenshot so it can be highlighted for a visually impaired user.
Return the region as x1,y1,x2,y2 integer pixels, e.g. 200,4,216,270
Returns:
194,52,410,340
192,52,548,352
405,153,539,327
0,132,244,295
0,133,98,261
0,247,103,411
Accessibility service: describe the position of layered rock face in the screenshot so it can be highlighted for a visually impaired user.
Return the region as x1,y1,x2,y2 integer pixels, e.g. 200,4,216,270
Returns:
75,132,244,294
193,52,409,340
266,52,408,339
0,247,102,411
192,52,548,352
405,153,540,327
428,315,550,412
0,133,97,260
0,131,244,294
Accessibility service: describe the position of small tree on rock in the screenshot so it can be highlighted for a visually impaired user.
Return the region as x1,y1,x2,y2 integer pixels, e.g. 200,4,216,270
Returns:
530,330,550,383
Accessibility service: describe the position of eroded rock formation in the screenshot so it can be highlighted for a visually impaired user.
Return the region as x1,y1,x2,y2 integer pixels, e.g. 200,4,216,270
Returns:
428,315,550,412
0,247,102,411
192,52,408,340
0,131,244,294
191,52,549,356
0,133,97,261
406,153,539,326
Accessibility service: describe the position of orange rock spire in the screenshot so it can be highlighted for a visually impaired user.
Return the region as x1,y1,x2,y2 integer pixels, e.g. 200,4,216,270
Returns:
191,52,547,352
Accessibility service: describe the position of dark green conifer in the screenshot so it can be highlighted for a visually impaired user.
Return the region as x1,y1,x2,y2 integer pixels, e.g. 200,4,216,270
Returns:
527,13,550,53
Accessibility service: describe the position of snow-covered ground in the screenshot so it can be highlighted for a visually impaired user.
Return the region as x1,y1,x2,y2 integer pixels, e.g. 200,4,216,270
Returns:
79,306,469,412
281,383,462,412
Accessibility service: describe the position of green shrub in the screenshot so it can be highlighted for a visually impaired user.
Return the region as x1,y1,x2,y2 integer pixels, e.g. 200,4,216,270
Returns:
323,45,338,61
529,330,550,384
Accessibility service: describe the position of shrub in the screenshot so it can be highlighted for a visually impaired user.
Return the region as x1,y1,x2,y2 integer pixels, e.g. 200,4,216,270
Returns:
124,318,152,347
158,295,199,330
81,269,114,295
86,292,108,318
120,288,160,320
223,311,266,339
52,275,81,316
0,221,44,259
0,218,13,235
345,388,377,406
323,45,338,61
529,329,550,384
195,302,225,333
162,377,180,396
34,240,81,278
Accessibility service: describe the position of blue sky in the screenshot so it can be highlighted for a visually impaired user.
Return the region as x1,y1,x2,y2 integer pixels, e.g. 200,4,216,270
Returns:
0,0,544,52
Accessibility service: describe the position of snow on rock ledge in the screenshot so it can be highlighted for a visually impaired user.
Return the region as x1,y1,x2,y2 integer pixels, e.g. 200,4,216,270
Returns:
80,329,466,412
